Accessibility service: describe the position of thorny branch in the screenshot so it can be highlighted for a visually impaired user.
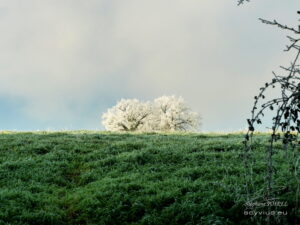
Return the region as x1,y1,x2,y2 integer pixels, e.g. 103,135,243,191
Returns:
244,11,300,224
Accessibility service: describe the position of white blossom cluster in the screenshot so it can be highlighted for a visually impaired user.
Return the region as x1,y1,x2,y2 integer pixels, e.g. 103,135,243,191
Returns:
102,96,200,132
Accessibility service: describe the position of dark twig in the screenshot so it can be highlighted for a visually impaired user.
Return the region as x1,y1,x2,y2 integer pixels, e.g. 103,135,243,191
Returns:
244,11,300,224
259,18,300,35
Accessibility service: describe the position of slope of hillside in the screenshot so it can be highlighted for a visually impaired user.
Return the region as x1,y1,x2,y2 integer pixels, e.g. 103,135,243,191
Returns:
0,132,298,225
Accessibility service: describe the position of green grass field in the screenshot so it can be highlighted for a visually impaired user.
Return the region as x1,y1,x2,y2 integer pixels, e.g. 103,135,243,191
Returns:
0,132,298,225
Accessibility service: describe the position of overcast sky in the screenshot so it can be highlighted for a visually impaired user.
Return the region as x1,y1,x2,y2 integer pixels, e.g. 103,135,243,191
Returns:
0,0,299,131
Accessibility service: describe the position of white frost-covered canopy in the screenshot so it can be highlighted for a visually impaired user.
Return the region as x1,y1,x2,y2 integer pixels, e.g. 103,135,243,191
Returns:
153,96,200,131
102,96,200,132
102,99,152,131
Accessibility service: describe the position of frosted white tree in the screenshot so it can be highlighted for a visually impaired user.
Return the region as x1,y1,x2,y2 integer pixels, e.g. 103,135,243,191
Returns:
102,96,200,132
153,96,200,131
102,99,152,131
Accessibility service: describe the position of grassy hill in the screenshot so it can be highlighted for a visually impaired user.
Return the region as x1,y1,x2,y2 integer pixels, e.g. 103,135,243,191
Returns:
0,131,298,225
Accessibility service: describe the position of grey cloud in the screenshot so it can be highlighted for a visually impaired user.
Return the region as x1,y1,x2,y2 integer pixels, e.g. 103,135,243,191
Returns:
0,0,298,130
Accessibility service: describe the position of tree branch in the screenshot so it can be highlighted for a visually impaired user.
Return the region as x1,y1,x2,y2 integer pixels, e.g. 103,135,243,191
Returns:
237,0,250,6
259,18,300,34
